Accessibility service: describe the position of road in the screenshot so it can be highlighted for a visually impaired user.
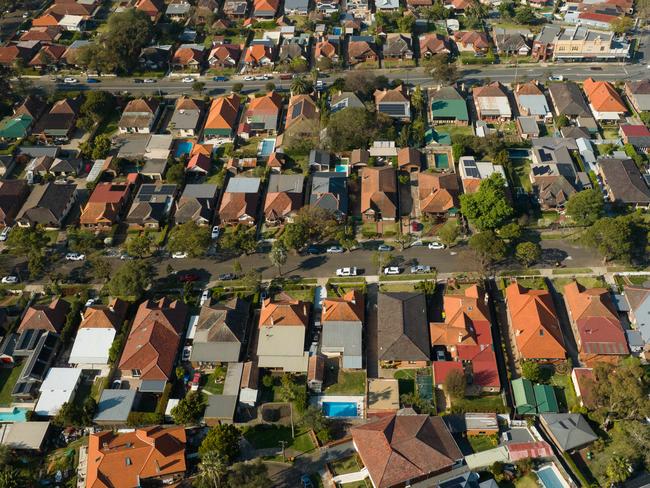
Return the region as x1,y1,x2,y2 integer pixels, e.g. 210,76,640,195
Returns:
24,61,650,95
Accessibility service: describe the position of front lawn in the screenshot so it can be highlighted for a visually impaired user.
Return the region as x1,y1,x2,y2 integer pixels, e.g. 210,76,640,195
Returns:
0,361,25,406
330,455,363,476
323,369,366,396
467,434,499,453
243,424,316,453
551,276,606,291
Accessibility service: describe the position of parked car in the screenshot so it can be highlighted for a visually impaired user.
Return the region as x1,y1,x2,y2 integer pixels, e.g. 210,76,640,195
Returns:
143,78,157,83
84,297,97,307
336,267,357,277
377,244,393,252
243,75,255,81
181,76,195,83
133,78,143,84
65,252,86,261
63,77,78,84
254,74,269,80
279,73,293,80
179,273,199,282
1,275,18,284
383,267,400,275
410,265,431,274
436,349,446,361
200,289,210,305
190,372,201,391
211,226,220,239
301,475,314,488
0,226,11,242
218,273,236,281
306,246,321,255
548,75,564,81
326,246,344,253
213,76,228,82
86,78,100,83
112,379,122,389
410,239,424,247
428,241,445,250
182,346,192,362
172,251,188,259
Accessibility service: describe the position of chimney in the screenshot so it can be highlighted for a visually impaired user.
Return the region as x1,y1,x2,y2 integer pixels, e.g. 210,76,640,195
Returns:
458,332,463,343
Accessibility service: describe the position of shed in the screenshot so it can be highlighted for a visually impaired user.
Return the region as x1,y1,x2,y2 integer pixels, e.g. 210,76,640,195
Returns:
0,422,50,451
534,384,559,413
511,378,536,414
94,389,136,425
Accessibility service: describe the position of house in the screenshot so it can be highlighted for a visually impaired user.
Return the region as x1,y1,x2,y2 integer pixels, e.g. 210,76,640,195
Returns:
430,284,500,392
347,38,377,65
190,298,250,367
278,41,306,66
264,174,304,225
563,281,629,366
203,94,241,143
253,0,279,17
619,124,650,152
315,38,340,65
539,413,597,452
419,34,451,58
34,367,82,417
208,43,241,68
582,78,626,120
10,331,59,399
138,44,172,71
532,24,561,61
15,183,76,228
0,42,40,67
374,85,410,120
68,299,128,373
0,422,51,451
330,91,363,114
307,353,325,392
203,394,238,425
18,298,70,335
256,295,310,372
118,298,188,391
375,0,400,9
0,180,29,227
458,156,507,194
285,0,309,14
429,86,469,126
397,147,422,173
244,42,275,68
352,412,462,488
168,97,203,138
28,44,67,70
142,134,173,179
0,114,33,140
223,0,248,17
219,177,261,225
506,282,566,361
453,31,489,54
172,44,205,72
473,82,512,121
26,155,80,177
624,79,650,113
80,183,132,231
310,172,348,218
552,26,630,62
118,98,160,134
360,166,397,222
20,26,63,43
515,81,550,119
185,152,212,176
378,292,430,366
383,33,414,61
136,0,165,22
622,285,650,354
492,28,531,56
418,172,459,219
516,116,540,139
175,184,218,226
86,427,186,487
32,96,82,141
511,378,536,414
283,94,319,141
239,92,282,137
548,82,591,118
599,158,650,207
126,184,177,229
166,1,191,21
321,290,364,369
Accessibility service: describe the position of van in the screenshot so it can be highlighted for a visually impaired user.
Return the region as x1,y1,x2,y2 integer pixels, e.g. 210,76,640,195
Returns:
0,227,10,242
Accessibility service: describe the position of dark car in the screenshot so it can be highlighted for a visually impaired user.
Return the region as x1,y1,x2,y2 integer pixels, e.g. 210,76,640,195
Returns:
86,78,100,83
133,78,144,84
218,273,236,281
213,76,228,82
179,273,199,282
306,246,321,255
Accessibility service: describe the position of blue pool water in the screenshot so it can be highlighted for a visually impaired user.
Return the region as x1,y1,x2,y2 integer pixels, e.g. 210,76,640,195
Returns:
435,153,449,169
509,148,531,159
0,407,29,422
175,141,193,158
537,467,566,488
322,402,358,417
332,27,342,35
335,164,347,173
258,139,276,157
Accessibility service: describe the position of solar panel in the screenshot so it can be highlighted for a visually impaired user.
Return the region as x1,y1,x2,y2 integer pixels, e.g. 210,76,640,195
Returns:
378,103,406,116
291,101,304,119
465,167,481,178
139,185,154,195
140,194,152,202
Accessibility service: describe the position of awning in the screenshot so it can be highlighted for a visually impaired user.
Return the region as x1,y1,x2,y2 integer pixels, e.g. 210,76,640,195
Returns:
139,380,167,393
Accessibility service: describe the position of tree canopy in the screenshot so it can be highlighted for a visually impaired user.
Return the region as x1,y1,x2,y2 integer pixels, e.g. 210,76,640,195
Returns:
469,231,507,268
460,174,513,230
199,424,242,463
584,214,646,263
565,189,604,226
515,241,542,267
107,261,152,298
168,222,211,257
171,391,205,425
443,369,466,400
327,107,394,152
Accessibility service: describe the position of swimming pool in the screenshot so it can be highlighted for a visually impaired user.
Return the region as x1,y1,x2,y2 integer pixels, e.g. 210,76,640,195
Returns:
537,466,570,488
258,138,276,158
322,401,358,418
0,407,29,423
335,164,348,173
434,153,449,169
509,148,531,159
175,141,193,158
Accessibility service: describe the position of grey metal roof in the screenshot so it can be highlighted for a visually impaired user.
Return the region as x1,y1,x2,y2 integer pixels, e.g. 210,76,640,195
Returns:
541,413,597,451
284,0,309,9
204,394,237,420
267,174,304,193
0,422,50,450
140,380,167,393
310,171,348,215
94,389,137,422
182,184,218,199
18,146,59,158
518,94,549,116
517,116,539,135
225,177,260,194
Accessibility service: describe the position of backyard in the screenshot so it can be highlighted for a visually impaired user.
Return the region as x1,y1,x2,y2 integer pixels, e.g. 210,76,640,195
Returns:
549,373,580,412
201,365,227,395
450,394,507,413
0,361,24,406
243,424,316,454
510,159,532,192
323,364,366,396
467,434,499,453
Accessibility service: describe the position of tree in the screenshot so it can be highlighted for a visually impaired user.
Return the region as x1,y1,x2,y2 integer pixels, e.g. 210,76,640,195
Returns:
498,222,522,242
606,456,631,484
565,189,604,226
90,256,111,282
464,0,488,28
232,83,243,93
91,134,112,159
199,424,241,463
521,361,541,382
67,227,101,254
168,222,211,257
460,173,513,230
443,369,466,400
262,374,274,388
6,225,48,256
498,0,515,18
171,391,205,425
515,242,542,267
396,15,415,33
108,261,152,298
611,15,634,35
165,162,185,184
290,76,313,95
469,231,507,269
225,460,271,488
264,81,276,92
126,233,152,258
219,224,257,255
514,5,537,24
437,220,460,247
583,215,636,263
289,58,309,73
196,450,227,488
79,91,115,128
269,240,288,276
192,81,206,94
429,55,458,85
301,405,331,443
555,114,569,128
0,466,22,488
326,107,393,152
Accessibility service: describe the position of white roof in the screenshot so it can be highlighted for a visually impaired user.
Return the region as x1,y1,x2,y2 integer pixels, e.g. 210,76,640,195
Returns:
60,15,84,27
477,97,512,117
35,368,83,417
68,328,116,366
186,315,198,341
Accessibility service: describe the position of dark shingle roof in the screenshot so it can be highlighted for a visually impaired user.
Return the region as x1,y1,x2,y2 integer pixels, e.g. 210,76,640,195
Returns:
377,292,430,361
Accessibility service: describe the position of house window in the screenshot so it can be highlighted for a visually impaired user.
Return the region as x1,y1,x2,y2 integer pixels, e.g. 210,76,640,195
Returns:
125,457,132,466
132,369,142,377
539,330,544,336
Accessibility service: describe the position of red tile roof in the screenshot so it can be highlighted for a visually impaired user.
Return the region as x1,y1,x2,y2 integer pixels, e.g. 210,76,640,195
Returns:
432,360,464,385
620,124,650,137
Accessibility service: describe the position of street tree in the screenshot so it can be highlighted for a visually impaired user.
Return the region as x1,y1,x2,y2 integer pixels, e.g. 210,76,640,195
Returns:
225,461,271,488
168,222,211,257
107,261,152,298
498,222,522,242
515,241,542,267
429,55,459,85
290,76,313,95
219,224,257,255
565,189,604,226
126,233,152,258
269,240,288,276
468,231,507,269
611,16,634,35
584,215,636,263
199,424,241,463
192,81,205,94
460,173,513,230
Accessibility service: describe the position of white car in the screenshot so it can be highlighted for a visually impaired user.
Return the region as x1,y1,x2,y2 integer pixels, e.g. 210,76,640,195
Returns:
85,297,97,307
182,346,192,362
200,289,210,306
336,267,357,277
181,77,194,83
548,75,564,81
63,77,78,84
143,78,156,83
172,251,188,259
65,252,85,261
254,75,268,80
326,246,344,253
211,226,220,239
383,267,400,275
0,226,10,242
428,241,445,250
243,75,255,81
1,275,18,284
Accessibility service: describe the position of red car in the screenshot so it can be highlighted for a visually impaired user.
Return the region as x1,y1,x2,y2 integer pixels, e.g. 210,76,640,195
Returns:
190,372,201,391
179,273,199,283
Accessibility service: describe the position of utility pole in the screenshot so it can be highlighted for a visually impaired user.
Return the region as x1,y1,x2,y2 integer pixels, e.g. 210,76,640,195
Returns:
279,440,287,462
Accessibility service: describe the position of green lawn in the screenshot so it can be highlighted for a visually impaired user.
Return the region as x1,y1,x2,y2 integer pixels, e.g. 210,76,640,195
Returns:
202,366,227,395
514,474,540,488
510,159,532,192
434,124,474,139
451,394,506,413
340,481,371,488
550,373,579,412
394,369,416,396
468,434,499,453
244,424,316,453
552,276,605,291
323,370,366,396
329,456,362,476
0,361,25,406
281,289,315,303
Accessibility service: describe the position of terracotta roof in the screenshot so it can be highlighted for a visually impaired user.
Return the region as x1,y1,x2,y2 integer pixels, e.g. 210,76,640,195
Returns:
123,98,159,115
86,426,186,488
218,192,258,222
322,290,364,323
205,93,241,130
244,44,272,63
80,298,128,330
136,0,164,16
418,172,459,214
374,85,409,104
259,295,309,327
453,30,489,49
186,152,212,173
267,151,286,168
572,367,596,408
253,0,279,12
506,282,566,360
352,413,462,488
397,147,421,169
209,44,241,63
473,81,509,99
419,34,449,55
515,80,544,96
360,166,397,218
246,91,282,116
582,78,626,113
308,353,325,382
29,44,66,66
432,360,464,384
563,281,629,356
191,143,213,157
172,46,204,66
175,96,201,112
285,94,318,130
80,182,131,226
348,40,376,59
18,298,70,333
32,13,63,27
20,26,62,42
315,39,337,59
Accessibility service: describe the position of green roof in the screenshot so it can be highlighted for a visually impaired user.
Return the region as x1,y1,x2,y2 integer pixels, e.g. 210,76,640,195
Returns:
430,99,469,122
424,129,451,146
534,384,559,413
512,378,536,415
0,114,32,139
